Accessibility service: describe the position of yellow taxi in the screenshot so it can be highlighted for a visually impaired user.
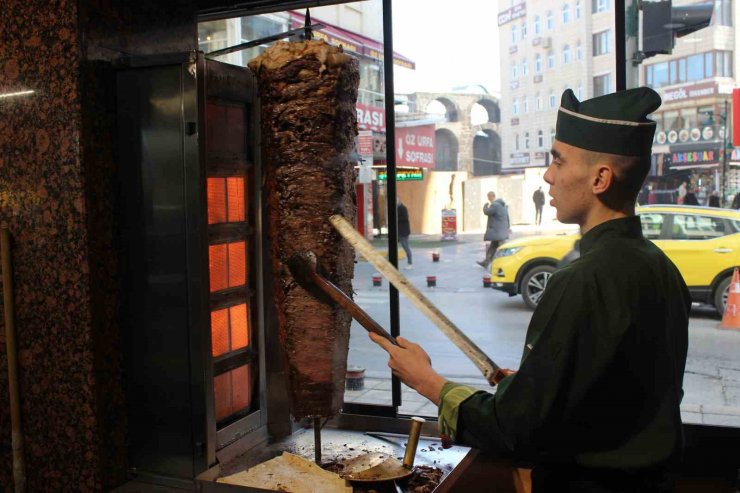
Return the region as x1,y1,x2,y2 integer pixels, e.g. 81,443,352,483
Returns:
490,205,740,314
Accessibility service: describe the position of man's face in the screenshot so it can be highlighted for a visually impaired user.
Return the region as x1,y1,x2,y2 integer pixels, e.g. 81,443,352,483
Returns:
487,192,495,202
543,140,595,225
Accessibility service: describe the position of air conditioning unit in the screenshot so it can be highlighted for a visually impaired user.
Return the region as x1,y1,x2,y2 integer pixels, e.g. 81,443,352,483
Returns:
542,37,552,48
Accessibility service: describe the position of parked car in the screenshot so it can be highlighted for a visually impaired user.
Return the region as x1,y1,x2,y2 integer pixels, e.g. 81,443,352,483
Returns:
490,205,740,314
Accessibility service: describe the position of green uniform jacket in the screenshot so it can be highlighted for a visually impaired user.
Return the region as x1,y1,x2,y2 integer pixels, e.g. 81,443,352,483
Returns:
439,216,690,470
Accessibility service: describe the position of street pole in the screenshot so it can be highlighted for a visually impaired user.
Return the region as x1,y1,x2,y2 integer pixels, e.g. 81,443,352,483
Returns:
722,100,729,206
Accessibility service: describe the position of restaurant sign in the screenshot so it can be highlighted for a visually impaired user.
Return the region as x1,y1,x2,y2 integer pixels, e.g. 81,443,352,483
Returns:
660,82,717,103
356,103,386,133
396,124,435,168
498,3,526,26
377,167,424,181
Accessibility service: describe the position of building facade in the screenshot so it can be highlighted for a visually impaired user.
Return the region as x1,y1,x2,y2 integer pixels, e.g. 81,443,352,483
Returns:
498,0,616,172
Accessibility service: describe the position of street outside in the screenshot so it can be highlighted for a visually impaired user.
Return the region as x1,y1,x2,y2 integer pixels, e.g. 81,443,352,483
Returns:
343,229,740,428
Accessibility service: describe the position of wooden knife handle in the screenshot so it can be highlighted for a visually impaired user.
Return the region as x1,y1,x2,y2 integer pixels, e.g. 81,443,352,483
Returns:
311,272,399,346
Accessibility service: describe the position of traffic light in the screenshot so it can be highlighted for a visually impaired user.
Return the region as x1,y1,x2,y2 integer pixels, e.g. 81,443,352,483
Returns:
642,1,714,59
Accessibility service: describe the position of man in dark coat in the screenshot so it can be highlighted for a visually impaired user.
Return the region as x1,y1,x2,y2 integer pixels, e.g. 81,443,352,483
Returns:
477,191,510,269
533,186,546,225
370,87,690,493
397,201,412,269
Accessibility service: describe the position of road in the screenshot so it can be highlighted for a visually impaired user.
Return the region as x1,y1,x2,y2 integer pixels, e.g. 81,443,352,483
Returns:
343,233,740,425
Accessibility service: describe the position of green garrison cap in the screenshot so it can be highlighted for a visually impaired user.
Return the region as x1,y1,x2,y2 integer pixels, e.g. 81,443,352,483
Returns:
555,87,662,156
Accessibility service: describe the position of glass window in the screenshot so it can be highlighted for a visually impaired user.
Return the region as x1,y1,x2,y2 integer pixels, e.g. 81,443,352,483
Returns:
648,61,668,88
534,15,541,34
521,20,527,39
593,73,611,96
577,83,584,100
515,133,520,150
663,110,679,130
550,128,556,147
512,64,518,79
638,213,664,240
563,45,571,64
562,4,570,23
549,91,557,108
592,30,610,56
535,53,542,72
513,98,519,115
680,108,696,129
713,0,732,26
524,131,530,149
698,106,714,126
678,58,686,82
669,60,678,85
512,24,518,44
575,0,581,18
576,42,583,60
547,51,556,69
546,10,554,30
537,129,544,147
536,93,543,110
522,58,528,75
593,0,609,13
704,52,714,78
672,215,727,240
687,54,704,81
524,97,530,113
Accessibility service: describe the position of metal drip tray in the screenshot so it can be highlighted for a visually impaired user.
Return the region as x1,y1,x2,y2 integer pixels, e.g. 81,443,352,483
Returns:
196,427,472,492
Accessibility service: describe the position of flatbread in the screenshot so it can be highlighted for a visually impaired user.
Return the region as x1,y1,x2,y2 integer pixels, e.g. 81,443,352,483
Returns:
217,452,352,493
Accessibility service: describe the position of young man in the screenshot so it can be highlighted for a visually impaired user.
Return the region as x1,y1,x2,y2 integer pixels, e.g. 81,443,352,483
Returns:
370,88,690,493
533,186,545,225
477,191,510,269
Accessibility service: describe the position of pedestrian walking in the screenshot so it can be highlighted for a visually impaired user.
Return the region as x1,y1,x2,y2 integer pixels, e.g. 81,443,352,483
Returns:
397,200,412,269
533,186,545,225
370,87,689,493
476,191,510,269
708,190,720,208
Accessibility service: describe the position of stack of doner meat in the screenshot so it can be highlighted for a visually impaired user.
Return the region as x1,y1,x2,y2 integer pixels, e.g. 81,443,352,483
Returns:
248,40,360,419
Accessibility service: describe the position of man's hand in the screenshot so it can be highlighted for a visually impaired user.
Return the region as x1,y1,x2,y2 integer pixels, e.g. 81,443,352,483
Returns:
368,333,447,405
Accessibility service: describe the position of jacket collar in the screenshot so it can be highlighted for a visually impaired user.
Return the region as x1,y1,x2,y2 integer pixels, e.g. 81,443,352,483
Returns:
580,216,643,255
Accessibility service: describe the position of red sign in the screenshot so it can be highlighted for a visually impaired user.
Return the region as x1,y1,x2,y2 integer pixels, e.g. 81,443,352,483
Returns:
441,209,457,241
396,125,435,169
358,130,373,156
356,103,386,132
733,88,740,147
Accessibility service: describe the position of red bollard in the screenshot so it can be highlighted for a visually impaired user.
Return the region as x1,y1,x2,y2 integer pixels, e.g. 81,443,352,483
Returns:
372,274,382,287
432,252,440,262
483,274,491,288
426,275,437,287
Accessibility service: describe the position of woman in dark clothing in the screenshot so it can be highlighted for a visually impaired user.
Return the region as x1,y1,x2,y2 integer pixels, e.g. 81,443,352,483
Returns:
397,201,412,269
370,88,689,493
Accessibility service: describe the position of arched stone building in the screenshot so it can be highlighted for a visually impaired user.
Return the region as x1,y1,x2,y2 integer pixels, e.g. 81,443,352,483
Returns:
405,92,501,176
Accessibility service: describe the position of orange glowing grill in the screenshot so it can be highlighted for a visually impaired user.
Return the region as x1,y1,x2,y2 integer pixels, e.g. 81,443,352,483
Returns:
214,365,252,422
208,177,246,225
211,303,250,357
209,241,247,292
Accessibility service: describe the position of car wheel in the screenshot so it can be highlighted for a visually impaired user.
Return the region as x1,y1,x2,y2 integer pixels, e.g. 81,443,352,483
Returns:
521,265,555,310
714,276,731,316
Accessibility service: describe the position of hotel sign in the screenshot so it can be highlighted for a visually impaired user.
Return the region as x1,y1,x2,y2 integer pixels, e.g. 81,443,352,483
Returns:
377,168,424,181
498,3,526,26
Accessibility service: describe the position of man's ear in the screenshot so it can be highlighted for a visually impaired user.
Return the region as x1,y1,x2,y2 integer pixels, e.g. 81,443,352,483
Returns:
592,164,614,195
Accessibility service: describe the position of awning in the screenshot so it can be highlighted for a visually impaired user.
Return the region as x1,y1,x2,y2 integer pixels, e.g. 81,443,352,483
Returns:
290,11,416,69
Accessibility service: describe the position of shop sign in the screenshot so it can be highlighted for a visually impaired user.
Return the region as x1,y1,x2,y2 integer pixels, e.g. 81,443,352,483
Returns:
377,167,424,181
690,128,701,141
667,130,678,143
356,103,386,132
671,147,719,166
660,82,717,103
509,152,530,165
678,129,689,142
498,3,526,26
358,130,373,157
396,124,435,168
656,131,667,144
702,126,714,140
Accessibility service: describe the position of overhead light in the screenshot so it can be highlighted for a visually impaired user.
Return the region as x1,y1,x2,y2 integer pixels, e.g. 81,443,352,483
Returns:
0,90,34,99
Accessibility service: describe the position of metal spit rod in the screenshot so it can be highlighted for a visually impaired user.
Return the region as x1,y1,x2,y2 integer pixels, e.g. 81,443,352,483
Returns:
313,417,321,465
